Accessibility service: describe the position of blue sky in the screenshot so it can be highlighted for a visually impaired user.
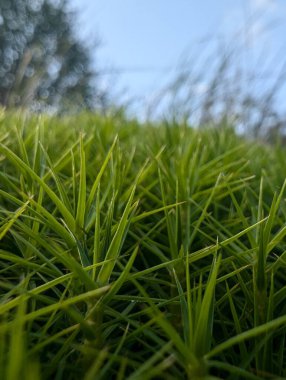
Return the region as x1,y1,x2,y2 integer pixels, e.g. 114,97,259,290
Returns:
68,0,286,115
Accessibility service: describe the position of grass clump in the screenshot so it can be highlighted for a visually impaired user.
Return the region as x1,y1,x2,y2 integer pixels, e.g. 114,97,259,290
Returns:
1,109,286,379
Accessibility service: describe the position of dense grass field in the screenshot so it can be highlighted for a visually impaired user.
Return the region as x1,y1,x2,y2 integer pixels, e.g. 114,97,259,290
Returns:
1,110,286,379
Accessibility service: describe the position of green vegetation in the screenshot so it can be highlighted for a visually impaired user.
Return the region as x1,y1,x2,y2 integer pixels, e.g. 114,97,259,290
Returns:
1,109,286,379
0,0,105,111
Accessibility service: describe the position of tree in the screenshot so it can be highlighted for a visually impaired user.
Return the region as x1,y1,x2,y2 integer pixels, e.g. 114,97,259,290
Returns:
0,0,105,112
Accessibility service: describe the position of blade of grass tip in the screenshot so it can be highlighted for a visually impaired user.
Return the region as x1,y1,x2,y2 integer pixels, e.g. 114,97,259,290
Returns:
93,185,101,280
194,274,202,327
254,220,266,298
0,199,30,240
29,186,44,246
86,135,118,212
206,313,286,360
266,179,286,239
267,225,286,255
120,158,149,202
9,230,63,276
255,189,282,341
219,217,268,249
12,223,95,290
97,186,137,286
41,135,83,182
189,173,223,249
263,192,278,253
226,182,256,249
131,201,186,223
39,142,73,213
158,168,177,259
256,176,264,242
14,125,30,165
100,246,139,305
59,219,91,268
129,244,217,284
175,179,182,254
22,193,75,247
32,122,45,177
136,145,165,185
184,185,191,253
76,134,86,233
193,252,221,358
183,138,202,196
266,179,286,254
70,147,77,213
101,192,116,259
0,143,76,232
1,187,75,248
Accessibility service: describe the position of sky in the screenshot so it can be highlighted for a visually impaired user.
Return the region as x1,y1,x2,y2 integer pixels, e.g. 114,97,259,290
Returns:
68,0,286,116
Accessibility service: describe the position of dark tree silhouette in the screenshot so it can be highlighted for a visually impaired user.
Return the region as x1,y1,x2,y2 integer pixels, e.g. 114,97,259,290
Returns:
0,0,105,112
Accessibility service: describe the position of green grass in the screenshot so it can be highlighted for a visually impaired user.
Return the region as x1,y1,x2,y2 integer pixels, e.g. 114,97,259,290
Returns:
1,109,286,379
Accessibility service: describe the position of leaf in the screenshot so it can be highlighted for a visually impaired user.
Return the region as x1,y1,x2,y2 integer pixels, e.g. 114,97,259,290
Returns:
76,135,86,231
97,186,137,285
0,199,30,240
0,143,76,232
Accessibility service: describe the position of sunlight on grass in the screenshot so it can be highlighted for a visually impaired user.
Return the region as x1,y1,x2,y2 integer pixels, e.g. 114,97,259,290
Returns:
0,112,286,379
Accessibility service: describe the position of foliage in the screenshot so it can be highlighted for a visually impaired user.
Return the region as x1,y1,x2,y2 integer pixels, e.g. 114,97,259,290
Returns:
0,0,105,112
1,110,286,379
